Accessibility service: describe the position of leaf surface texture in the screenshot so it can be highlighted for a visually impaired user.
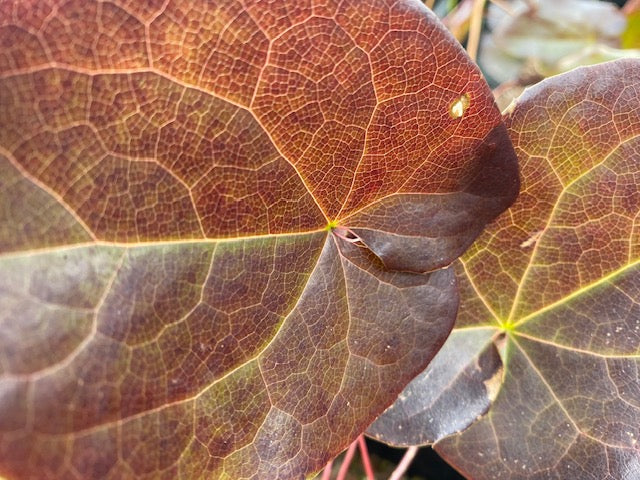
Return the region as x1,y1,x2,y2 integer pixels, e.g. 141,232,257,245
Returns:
0,1,518,478
371,59,640,479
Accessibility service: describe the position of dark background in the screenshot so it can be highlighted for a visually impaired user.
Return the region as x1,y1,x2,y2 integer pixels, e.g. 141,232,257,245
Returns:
366,438,465,479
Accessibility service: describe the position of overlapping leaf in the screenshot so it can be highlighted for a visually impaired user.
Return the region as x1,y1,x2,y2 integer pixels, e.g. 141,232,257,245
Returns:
371,59,640,479
0,1,518,478
367,328,504,445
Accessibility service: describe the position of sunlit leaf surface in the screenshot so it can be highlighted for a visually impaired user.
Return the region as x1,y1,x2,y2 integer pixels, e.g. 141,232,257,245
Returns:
430,60,640,479
0,1,518,478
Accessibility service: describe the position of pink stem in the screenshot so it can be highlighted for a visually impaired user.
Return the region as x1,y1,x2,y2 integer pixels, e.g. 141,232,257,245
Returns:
357,435,376,480
336,440,359,480
332,226,362,244
321,459,333,480
623,0,640,14
389,446,419,480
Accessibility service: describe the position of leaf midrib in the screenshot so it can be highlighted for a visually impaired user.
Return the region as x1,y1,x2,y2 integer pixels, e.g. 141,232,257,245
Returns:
0,229,329,260
512,258,639,328
505,131,640,326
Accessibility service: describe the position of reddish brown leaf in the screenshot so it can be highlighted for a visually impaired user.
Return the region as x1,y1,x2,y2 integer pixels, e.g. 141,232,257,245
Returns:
367,328,504,445
0,1,517,478
410,59,638,479
366,60,640,480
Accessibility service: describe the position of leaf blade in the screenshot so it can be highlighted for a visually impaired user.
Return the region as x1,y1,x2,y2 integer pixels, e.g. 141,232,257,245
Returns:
0,0,518,478
434,59,640,479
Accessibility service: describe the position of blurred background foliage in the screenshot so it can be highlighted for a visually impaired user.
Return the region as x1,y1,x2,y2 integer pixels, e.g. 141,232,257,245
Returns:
438,0,640,109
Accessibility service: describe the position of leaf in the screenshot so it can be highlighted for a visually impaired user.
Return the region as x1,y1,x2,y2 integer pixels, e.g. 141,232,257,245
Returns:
0,1,518,478
428,60,640,479
367,328,504,445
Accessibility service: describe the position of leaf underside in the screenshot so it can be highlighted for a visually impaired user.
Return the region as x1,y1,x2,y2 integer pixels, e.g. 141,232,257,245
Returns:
0,1,518,478
372,59,640,480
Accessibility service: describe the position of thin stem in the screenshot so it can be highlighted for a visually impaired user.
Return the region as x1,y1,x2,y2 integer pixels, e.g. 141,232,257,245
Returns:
467,0,488,61
321,459,333,480
332,226,362,244
358,435,376,480
488,0,517,15
336,440,359,480
388,446,419,480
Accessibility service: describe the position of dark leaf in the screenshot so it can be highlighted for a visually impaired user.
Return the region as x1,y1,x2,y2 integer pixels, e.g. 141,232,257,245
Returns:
367,328,504,445
0,1,517,478
433,59,640,479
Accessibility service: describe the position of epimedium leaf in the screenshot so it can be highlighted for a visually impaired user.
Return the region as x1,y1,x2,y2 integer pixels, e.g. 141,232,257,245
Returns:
422,59,639,479
0,0,518,478
367,328,504,446
344,121,519,272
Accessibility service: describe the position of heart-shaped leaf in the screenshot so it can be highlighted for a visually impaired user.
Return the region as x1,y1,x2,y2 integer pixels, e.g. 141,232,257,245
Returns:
0,1,518,478
367,327,504,445
373,59,640,479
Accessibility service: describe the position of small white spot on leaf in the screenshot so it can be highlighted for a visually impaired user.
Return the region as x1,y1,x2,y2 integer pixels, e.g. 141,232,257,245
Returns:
449,93,471,118
520,229,544,248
